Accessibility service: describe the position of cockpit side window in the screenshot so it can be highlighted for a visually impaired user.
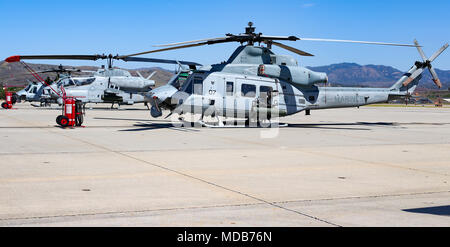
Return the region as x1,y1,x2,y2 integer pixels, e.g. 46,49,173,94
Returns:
193,77,203,95
226,81,234,96
62,78,75,87
260,86,273,95
180,75,203,95
241,83,256,97
181,77,193,94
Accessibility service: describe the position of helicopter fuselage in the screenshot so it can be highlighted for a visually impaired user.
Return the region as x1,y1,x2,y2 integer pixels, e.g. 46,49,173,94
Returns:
60,76,150,104
168,69,405,119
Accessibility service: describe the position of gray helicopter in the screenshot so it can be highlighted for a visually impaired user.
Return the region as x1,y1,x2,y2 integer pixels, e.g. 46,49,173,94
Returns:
5,55,200,107
117,22,448,127
14,66,95,106
52,66,156,106
15,80,49,103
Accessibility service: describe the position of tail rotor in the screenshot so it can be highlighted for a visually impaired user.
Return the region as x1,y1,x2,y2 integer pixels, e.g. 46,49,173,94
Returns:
403,40,448,88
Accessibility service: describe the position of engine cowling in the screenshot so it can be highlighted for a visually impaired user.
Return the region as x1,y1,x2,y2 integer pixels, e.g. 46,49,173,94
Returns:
258,64,327,86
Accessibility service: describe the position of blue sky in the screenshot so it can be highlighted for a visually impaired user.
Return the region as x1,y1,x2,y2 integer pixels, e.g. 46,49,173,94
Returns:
0,0,449,71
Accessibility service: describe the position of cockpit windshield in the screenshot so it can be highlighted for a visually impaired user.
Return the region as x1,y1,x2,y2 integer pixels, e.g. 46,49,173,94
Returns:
24,84,31,91
60,78,76,87
168,72,189,90
73,77,95,86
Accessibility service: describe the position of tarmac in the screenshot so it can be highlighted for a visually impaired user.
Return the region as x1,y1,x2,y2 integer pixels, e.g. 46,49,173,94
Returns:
0,103,449,226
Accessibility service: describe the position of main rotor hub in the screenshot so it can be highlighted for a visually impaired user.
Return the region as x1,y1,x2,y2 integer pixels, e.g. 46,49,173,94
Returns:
245,22,255,35
414,60,432,69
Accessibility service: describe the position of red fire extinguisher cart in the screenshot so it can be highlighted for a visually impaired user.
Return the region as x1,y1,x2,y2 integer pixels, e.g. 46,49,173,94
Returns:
2,87,16,109
56,96,84,128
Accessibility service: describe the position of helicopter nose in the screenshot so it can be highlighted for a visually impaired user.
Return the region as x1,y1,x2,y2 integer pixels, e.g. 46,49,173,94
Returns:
146,84,178,103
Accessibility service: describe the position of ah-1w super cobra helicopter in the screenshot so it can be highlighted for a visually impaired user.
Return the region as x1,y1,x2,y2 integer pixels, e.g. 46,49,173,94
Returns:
14,66,96,106
11,64,157,107
5,54,200,107
115,22,448,127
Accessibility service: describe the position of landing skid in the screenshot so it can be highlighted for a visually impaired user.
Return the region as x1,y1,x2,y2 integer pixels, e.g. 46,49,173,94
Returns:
196,119,287,128
176,115,286,128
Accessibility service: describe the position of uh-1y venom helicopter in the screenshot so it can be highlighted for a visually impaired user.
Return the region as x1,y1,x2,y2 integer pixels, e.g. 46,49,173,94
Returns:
5,54,201,108
115,22,448,127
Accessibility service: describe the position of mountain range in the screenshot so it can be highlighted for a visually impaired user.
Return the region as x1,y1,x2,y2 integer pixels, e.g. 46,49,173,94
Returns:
308,63,450,90
1,61,449,90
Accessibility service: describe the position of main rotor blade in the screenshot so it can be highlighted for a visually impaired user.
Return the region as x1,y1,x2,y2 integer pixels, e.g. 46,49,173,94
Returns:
260,35,299,41
121,56,201,66
299,38,419,47
117,42,208,59
153,35,299,48
271,41,314,56
5,55,104,62
32,68,92,74
428,43,449,62
153,37,228,47
33,69,66,74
